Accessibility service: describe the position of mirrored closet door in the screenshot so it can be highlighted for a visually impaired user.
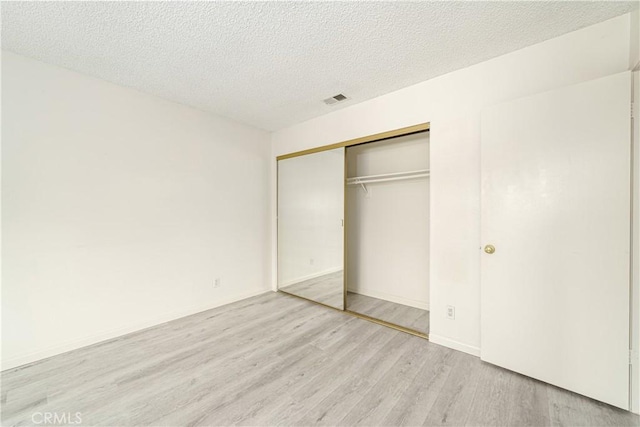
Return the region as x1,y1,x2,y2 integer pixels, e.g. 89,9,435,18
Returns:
345,132,430,335
277,147,345,310
276,124,429,338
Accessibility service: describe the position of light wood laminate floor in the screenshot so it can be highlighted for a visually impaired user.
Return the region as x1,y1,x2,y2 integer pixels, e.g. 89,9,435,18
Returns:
2,292,638,426
347,292,429,334
280,272,429,334
280,270,344,309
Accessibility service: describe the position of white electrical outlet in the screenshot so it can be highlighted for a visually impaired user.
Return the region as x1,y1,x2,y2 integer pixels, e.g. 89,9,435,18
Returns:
214,278,221,288
310,258,314,265
446,305,455,320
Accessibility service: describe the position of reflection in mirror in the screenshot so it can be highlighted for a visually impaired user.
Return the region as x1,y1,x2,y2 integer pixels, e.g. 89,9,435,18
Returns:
277,148,344,309
346,132,430,334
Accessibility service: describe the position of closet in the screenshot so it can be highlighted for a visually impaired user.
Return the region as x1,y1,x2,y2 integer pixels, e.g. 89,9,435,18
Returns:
346,133,430,335
277,124,430,337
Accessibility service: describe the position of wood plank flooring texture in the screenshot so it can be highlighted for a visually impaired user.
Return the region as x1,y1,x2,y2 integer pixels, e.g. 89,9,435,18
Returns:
280,271,344,309
2,292,638,427
280,271,429,334
347,292,429,335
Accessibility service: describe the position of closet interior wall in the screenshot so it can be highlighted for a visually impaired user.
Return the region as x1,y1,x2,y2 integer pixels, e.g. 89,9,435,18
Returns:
346,132,430,333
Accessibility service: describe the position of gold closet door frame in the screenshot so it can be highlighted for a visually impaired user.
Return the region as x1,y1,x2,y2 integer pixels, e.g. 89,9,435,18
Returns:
276,123,430,340
276,123,429,161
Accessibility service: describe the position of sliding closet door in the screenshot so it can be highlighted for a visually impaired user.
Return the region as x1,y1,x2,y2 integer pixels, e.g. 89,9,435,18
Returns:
480,72,631,409
278,148,345,309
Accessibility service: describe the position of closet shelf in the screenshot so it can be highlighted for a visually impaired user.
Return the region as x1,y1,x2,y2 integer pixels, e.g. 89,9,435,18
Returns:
346,169,429,186
346,169,429,194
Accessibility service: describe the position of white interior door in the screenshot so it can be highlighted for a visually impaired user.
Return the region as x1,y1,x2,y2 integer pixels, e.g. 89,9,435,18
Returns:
480,72,631,409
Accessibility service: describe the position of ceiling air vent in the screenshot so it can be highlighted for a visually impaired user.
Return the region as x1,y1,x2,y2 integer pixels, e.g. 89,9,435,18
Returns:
323,93,348,105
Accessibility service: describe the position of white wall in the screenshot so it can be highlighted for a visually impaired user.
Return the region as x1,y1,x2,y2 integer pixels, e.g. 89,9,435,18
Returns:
271,13,635,362
346,133,429,310
632,69,640,414
277,148,344,286
2,51,271,370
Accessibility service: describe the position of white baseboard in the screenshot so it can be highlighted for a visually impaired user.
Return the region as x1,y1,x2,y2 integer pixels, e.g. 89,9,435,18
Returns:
279,267,342,288
1,287,271,371
429,333,480,357
348,287,429,311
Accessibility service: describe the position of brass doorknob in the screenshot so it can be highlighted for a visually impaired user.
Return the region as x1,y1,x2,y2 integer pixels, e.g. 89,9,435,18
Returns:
484,245,496,254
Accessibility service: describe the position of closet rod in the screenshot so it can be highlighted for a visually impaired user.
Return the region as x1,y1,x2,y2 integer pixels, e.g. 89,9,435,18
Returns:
346,169,429,185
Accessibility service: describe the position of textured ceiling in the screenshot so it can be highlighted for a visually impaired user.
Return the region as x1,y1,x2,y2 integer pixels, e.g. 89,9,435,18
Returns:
2,1,638,131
